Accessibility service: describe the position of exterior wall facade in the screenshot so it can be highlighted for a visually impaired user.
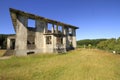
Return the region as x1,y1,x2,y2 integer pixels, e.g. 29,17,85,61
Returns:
8,8,78,56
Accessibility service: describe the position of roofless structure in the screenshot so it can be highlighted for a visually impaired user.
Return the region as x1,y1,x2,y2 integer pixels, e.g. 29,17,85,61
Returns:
6,8,79,56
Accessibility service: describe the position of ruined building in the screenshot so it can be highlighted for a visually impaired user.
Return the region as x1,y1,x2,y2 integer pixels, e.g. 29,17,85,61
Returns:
6,8,78,56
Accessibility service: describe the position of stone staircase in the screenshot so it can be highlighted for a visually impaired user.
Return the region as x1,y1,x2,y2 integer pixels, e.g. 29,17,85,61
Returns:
3,50,15,56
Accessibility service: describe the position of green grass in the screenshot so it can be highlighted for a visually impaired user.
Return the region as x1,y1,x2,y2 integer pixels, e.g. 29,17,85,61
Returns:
0,49,120,80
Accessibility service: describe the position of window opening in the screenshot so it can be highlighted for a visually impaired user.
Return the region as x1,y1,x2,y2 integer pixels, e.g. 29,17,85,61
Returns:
46,36,52,44
69,28,72,36
58,26,62,33
57,37,63,44
28,19,35,28
47,23,52,33
27,26,35,49
27,51,35,55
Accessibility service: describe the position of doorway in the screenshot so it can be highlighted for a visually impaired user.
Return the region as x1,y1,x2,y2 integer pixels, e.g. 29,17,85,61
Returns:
10,39,15,49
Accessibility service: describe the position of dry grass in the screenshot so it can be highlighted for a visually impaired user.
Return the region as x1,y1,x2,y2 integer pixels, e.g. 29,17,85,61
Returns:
0,49,120,80
0,50,6,57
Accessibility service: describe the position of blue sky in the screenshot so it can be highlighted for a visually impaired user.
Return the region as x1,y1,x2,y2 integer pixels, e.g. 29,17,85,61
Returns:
0,0,120,40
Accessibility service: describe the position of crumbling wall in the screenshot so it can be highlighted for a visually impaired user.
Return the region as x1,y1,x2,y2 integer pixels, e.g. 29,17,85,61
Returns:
15,15,28,56
35,20,46,53
9,8,78,56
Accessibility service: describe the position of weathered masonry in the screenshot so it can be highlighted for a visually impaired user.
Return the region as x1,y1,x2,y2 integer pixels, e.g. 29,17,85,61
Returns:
7,8,79,56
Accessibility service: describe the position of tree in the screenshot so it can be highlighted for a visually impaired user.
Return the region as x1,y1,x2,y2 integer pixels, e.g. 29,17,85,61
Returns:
77,39,107,48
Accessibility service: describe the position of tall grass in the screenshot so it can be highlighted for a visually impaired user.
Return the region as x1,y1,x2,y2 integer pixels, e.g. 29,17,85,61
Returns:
0,49,120,80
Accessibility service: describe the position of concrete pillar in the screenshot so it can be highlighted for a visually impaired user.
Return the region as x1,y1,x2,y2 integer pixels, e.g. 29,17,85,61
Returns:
62,26,64,34
44,23,47,33
56,25,58,33
63,26,66,51
7,38,10,49
52,35,54,52
66,27,69,48
52,24,54,33
72,28,77,48
53,36,57,52
15,15,28,56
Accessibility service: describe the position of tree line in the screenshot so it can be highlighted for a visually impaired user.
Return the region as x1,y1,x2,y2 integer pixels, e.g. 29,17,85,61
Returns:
77,38,120,53
77,39,107,48
1,34,120,53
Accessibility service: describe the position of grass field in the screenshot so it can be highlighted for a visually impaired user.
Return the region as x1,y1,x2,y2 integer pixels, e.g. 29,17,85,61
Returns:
0,49,120,80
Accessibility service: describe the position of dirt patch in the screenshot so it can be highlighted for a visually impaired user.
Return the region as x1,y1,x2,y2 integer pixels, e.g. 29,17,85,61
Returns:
0,50,6,57
0,56,11,60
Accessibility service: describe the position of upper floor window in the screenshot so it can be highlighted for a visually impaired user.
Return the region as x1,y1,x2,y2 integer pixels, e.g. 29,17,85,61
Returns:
69,28,72,36
58,26,62,33
28,19,35,28
47,23,52,33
